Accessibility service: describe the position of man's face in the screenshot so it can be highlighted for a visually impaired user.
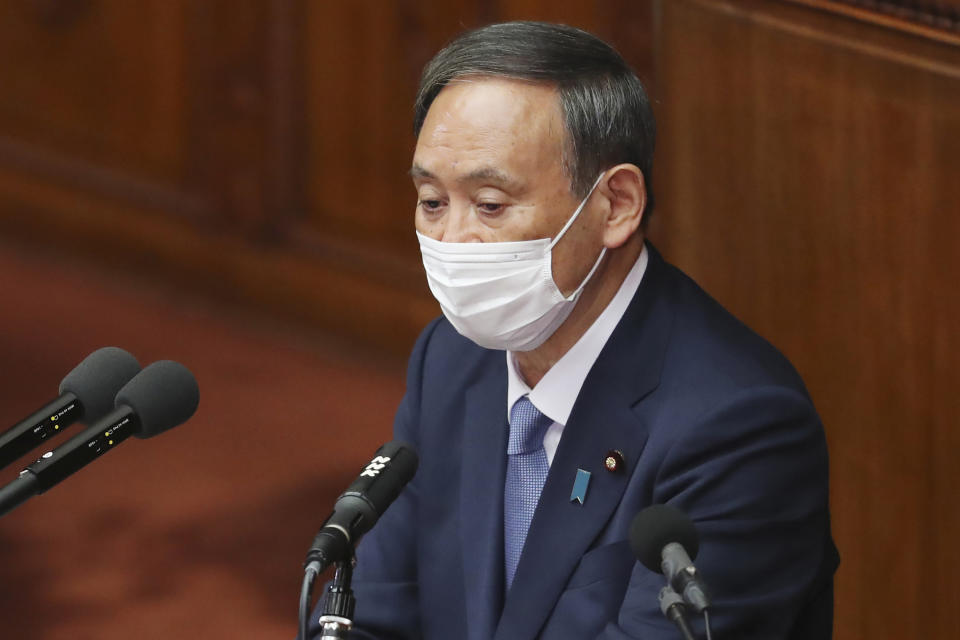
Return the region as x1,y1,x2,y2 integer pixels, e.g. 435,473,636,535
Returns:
412,77,605,296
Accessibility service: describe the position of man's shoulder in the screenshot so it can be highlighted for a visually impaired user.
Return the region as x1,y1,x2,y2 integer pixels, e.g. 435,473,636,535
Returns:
643,248,812,400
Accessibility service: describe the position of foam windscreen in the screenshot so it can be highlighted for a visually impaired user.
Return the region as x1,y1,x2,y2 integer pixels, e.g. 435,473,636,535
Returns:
58,347,141,421
115,360,199,438
629,503,699,573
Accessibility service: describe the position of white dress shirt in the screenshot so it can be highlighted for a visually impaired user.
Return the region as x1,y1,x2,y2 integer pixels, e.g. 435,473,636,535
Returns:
506,246,649,465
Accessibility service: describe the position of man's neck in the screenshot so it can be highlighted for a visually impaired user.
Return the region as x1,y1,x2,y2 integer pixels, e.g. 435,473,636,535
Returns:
514,233,645,387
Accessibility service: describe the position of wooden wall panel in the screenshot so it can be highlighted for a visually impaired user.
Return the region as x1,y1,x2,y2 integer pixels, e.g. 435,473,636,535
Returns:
0,0,282,229
786,0,960,42
304,1,471,255
0,2,186,180
653,1,960,637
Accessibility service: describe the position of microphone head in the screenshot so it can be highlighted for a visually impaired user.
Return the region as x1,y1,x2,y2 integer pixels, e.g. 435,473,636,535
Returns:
59,347,142,422
342,440,419,511
629,504,700,574
366,440,419,497
335,440,419,533
115,360,199,438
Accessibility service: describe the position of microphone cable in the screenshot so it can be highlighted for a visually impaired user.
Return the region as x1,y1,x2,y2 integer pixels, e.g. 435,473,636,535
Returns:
299,564,320,640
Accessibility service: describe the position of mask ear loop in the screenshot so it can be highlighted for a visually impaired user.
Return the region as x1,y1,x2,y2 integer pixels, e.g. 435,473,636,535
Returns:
568,245,608,299
547,172,609,300
546,172,606,252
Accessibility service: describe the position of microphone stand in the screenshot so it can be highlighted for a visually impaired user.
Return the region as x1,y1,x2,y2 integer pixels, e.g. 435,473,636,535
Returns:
318,558,356,639
298,552,356,640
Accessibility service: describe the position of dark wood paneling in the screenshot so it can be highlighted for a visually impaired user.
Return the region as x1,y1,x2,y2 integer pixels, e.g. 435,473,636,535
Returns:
784,0,960,40
653,1,960,637
303,1,464,256
0,1,186,180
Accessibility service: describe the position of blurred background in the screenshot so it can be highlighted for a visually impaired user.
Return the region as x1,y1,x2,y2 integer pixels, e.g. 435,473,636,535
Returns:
0,0,957,638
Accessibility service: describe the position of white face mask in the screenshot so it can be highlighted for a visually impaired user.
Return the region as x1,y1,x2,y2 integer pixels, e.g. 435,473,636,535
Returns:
417,174,606,351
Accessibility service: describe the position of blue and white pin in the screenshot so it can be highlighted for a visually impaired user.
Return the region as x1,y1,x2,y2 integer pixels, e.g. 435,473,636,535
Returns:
570,468,591,505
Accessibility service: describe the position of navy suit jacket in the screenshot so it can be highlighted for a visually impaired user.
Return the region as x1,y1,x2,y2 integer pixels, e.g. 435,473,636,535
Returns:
311,244,838,639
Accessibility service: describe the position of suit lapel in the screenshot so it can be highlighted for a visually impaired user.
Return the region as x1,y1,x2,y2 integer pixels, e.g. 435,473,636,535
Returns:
459,353,509,640
495,244,674,640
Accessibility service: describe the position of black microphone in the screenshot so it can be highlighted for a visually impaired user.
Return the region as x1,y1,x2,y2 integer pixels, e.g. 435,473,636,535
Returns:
0,360,199,517
630,503,712,613
304,440,419,572
0,347,141,470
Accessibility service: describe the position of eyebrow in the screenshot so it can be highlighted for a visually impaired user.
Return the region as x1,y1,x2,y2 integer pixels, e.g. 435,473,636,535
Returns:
409,164,522,191
409,164,435,180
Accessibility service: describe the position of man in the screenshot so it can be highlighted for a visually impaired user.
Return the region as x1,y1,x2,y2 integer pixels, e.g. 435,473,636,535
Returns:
311,21,837,639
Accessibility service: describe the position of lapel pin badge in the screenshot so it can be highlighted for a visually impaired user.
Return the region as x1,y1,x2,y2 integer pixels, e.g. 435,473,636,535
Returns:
604,449,625,473
570,468,591,505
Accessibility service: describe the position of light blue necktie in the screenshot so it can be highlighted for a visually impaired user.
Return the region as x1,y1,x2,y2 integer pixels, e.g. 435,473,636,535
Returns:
504,396,552,590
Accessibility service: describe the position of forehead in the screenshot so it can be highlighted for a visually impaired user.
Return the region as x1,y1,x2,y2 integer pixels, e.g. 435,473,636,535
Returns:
413,77,566,181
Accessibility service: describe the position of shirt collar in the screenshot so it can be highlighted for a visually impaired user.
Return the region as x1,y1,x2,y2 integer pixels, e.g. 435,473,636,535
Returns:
506,245,649,424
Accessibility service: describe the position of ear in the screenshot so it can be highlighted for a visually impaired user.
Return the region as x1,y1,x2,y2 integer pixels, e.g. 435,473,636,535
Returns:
598,164,646,249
